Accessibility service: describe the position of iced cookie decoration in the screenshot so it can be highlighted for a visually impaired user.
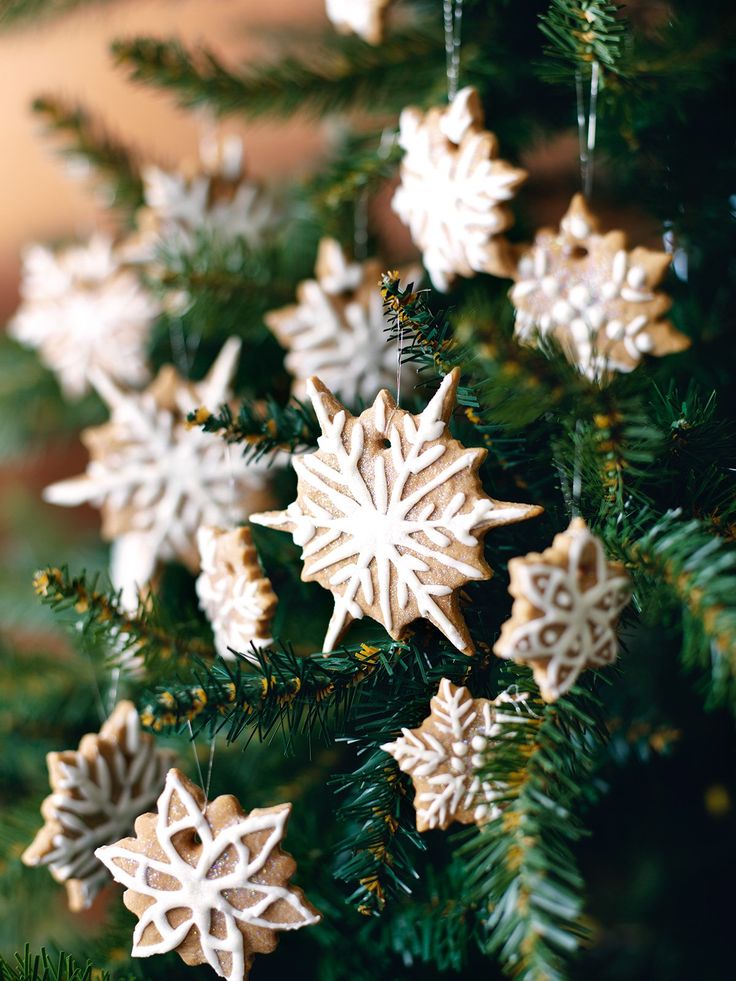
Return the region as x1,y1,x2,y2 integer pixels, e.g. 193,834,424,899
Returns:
43,338,273,609
96,768,320,981
392,86,527,292
265,237,419,405
251,368,542,655
8,234,157,400
196,525,277,661
510,194,690,381
22,701,175,911
382,678,530,831
126,135,275,262
494,518,631,701
325,0,392,43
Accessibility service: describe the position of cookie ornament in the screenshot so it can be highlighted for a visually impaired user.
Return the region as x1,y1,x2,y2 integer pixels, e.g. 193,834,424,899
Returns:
325,0,392,43
382,678,530,831
96,768,320,981
196,525,278,661
8,234,157,400
22,701,175,911
251,369,542,655
265,237,418,405
510,194,690,381
392,86,527,291
494,518,631,701
43,338,273,609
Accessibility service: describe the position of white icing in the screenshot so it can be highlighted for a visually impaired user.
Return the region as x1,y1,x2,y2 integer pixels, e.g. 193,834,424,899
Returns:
392,87,525,292
44,339,269,609
24,703,172,910
8,235,158,401
496,521,630,700
252,372,537,653
96,770,319,981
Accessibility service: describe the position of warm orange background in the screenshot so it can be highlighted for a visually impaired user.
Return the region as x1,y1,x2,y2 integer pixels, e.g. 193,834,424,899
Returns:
0,0,329,319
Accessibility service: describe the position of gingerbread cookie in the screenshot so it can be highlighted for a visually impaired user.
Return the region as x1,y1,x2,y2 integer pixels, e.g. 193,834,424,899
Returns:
43,338,273,609
265,237,419,405
510,194,690,381
494,517,631,701
196,525,278,661
382,678,531,831
251,368,542,655
96,768,320,981
325,0,392,43
392,86,527,291
22,701,175,911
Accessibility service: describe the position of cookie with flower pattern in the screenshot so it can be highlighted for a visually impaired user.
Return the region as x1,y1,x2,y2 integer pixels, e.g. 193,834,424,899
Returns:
510,194,690,381
494,518,631,700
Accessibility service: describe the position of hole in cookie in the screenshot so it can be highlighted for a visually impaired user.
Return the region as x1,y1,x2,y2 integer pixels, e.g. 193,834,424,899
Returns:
192,832,203,845
569,245,589,259
381,438,391,449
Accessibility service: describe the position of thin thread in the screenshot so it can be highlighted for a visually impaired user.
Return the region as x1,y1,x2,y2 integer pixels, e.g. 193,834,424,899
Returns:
584,60,600,198
575,69,588,190
83,649,107,724
187,720,209,813
204,734,216,804
107,665,121,715
396,319,404,409
443,0,464,102
169,318,190,377
354,189,368,262
571,420,584,517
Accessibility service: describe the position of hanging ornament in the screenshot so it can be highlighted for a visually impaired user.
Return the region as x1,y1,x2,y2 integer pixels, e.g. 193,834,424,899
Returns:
251,369,542,655
509,194,691,381
95,768,320,981
264,237,419,405
382,678,531,831
22,701,175,912
43,338,273,609
392,86,527,292
125,135,276,263
8,235,158,401
494,518,631,701
324,0,392,44
196,525,277,661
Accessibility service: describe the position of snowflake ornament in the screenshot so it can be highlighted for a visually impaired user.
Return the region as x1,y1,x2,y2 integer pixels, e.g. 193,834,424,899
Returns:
43,338,274,609
126,135,276,263
392,86,527,292
196,525,278,662
96,768,320,981
22,701,175,911
265,237,419,405
382,679,532,831
8,235,158,400
510,194,690,381
251,369,542,655
494,518,631,701
325,0,392,43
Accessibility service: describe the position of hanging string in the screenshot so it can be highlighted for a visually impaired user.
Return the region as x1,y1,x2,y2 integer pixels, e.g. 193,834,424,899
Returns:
571,420,584,517
575,61,601,198
354,188,369,262
187,720,217,813
107,665,121,715
443,0,464,102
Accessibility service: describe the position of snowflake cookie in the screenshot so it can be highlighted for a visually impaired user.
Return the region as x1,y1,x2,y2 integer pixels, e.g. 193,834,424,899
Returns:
265,237,419,405
43,338,273,609
382,678,532,831
22,701,175,911
96,768,320,981
510,194,690,381
8,234,157,400
196,525,278,661
325,0,392,43
251,368,542,655
126,135,275,263
494,518,631,701
392,86,527,292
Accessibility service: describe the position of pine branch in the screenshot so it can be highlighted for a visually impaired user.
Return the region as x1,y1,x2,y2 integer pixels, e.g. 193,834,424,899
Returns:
0,948,109,981
457,684,607,981
110,28,444,120
188,395,319,462
33,566,214,673
613,512,736,708
0,0,114,30
139,640,405,742
31,95,144,215
538,0,628,81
